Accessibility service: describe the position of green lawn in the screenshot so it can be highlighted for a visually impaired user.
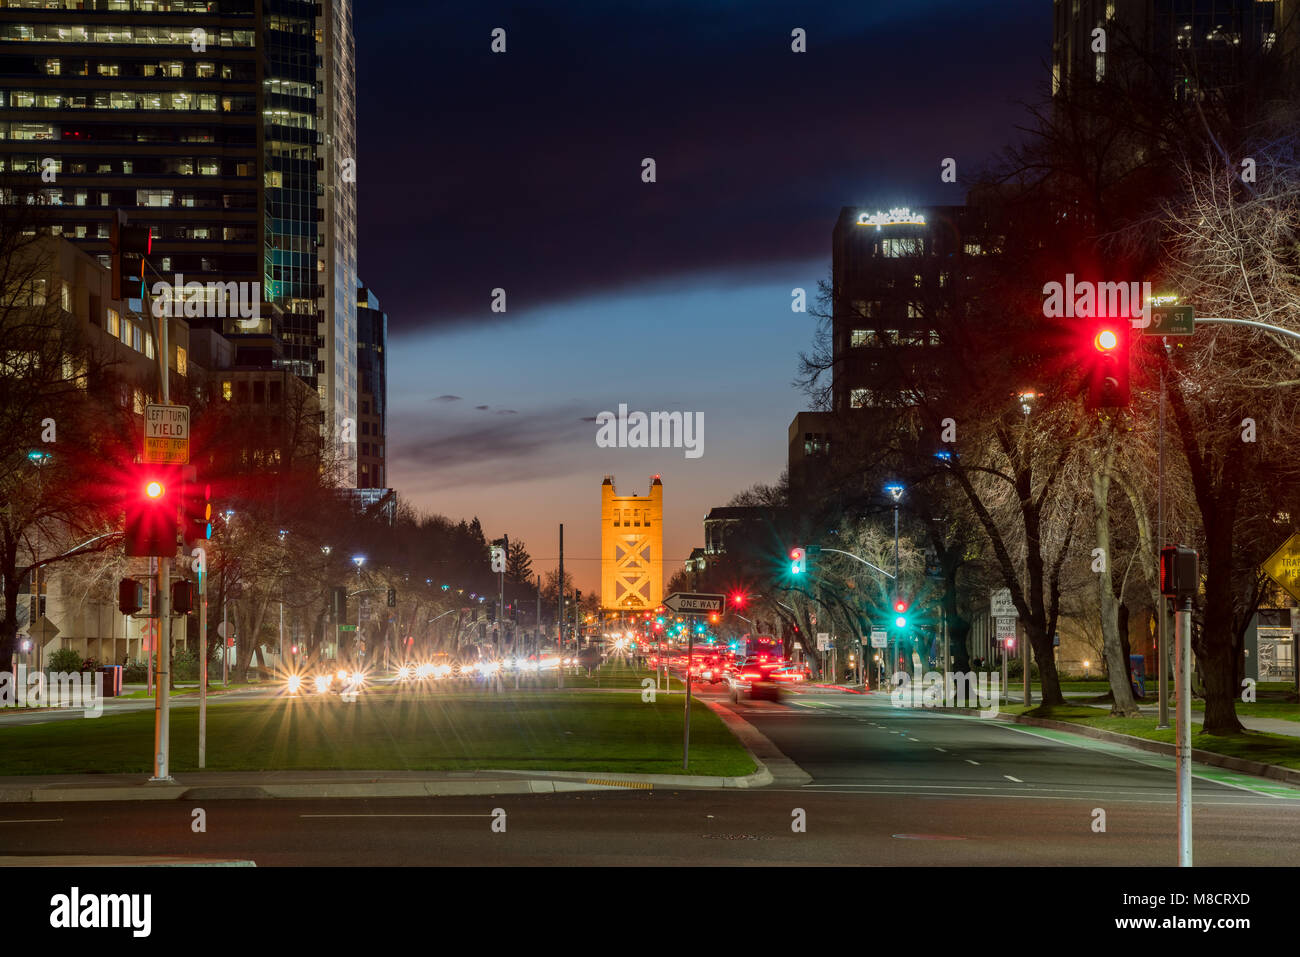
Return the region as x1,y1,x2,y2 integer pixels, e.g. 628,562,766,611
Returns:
1022,705,1300,771
559,662,687,692
0,690,755,778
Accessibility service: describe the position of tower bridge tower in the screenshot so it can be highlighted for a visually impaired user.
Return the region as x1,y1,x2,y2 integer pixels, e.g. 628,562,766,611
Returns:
600,475,663,612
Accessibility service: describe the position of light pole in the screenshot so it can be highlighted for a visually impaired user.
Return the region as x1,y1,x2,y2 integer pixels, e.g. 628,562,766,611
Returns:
25,450,51,676
886,483,905,675
352,555,365,666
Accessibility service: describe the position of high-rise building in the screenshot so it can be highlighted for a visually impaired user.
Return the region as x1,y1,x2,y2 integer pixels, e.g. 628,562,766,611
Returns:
356,281,386,491
829,203,1001,414
0,0,359,483
1052,0,1298,99
600,475,663,612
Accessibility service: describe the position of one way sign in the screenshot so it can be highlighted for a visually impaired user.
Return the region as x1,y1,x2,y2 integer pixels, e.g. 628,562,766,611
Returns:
661,592,725,615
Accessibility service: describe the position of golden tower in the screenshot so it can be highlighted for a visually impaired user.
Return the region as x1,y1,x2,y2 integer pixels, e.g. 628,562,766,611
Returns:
600,475,663,612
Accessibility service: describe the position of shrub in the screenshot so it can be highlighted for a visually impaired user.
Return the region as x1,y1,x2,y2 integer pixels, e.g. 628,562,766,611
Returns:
47,647,83,673
123,658,150,683
173,647,200,682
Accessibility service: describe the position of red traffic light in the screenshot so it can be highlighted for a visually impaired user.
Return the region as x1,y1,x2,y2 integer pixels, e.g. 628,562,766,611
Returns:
145,480,165,499
893,599,907,613
1094,328,1119,351
730,591,747,606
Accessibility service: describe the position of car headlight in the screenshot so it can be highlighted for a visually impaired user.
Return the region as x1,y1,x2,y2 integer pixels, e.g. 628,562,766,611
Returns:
314,675,331,693
397,666,411,679
287,674,302,692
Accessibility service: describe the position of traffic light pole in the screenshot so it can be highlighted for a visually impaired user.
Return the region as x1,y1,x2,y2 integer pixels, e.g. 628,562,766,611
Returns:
1157,368,1170,730
150,295,173,783
198,554,207,769
1176,595,1193,866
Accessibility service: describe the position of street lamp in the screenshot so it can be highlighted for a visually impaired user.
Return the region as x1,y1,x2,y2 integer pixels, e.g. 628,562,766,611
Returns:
885,482,905,676
351,556,365,666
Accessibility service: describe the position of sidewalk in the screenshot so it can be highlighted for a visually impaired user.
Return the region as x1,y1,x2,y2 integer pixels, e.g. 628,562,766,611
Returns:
1000,691,1300,738
0,764,770,805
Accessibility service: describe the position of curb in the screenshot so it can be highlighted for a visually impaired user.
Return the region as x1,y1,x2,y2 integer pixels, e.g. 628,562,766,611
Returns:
944,708,1300,787
700,699,812,786
809,684,867,695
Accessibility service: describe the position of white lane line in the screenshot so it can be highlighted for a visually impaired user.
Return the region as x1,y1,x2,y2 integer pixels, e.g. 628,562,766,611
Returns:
965,759,980,765
1004,775,1024,783
934,747,948,753
967,719,1293,798
0,818,63,824
299,814,492,819
906,737,920,742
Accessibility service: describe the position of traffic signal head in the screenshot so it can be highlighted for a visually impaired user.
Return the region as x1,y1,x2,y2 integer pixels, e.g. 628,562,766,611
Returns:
110,214,152,301
171,579,196,615
124,467,179,557
1085,321,1130,408
790,547,807,575
180,479,211,546
892,597,909,630
118,578,143,615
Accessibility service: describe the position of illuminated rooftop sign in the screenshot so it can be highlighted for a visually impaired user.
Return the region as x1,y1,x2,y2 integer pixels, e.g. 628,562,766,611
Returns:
856,207,926,228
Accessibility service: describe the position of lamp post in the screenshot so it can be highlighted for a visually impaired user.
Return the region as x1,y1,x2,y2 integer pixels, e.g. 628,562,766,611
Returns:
885,483,905,675
352,555,365,667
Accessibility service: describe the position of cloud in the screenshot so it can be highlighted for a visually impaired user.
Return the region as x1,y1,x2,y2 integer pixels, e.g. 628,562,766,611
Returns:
495,409,518,415
432,395,462,402
475,405,490,411
357,1,1046,333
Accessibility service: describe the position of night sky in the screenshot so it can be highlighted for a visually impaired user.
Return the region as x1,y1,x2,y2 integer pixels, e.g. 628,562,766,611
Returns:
355,0,1050,591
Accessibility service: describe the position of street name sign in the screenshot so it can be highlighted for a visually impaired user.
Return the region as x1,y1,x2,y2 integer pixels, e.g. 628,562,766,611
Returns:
1146,304,1194,336
990,588,1018,618
661,592,725,615
1262,533,1300,603
144,404,190,465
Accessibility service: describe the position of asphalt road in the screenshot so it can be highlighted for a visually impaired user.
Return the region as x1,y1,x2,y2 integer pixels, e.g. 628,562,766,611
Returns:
2,687,1297,865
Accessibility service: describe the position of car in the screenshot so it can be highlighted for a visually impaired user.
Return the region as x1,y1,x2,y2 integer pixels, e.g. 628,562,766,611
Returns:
726,657,785,703
771,663,811,684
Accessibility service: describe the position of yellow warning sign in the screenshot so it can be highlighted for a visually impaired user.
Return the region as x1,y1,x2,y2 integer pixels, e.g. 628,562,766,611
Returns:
1261,533,1300,602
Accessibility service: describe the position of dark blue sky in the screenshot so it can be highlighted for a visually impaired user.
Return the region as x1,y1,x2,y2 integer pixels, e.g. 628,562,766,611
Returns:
355,0,1051,590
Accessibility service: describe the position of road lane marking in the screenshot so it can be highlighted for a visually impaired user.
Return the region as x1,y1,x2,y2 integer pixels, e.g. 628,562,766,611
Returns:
299,811,491,816
1004,775,1024,783
0,819,62,824
934,747,947,753
769,787,1296,805
965,759,980,765
906,737,920,742
970,720,1300,799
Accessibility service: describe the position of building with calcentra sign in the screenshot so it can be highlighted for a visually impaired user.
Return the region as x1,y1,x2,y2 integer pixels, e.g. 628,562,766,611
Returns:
600,475,663,612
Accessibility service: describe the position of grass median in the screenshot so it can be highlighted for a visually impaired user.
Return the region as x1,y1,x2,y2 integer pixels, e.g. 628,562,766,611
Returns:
0,688,755,778
1021,705,1300,771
